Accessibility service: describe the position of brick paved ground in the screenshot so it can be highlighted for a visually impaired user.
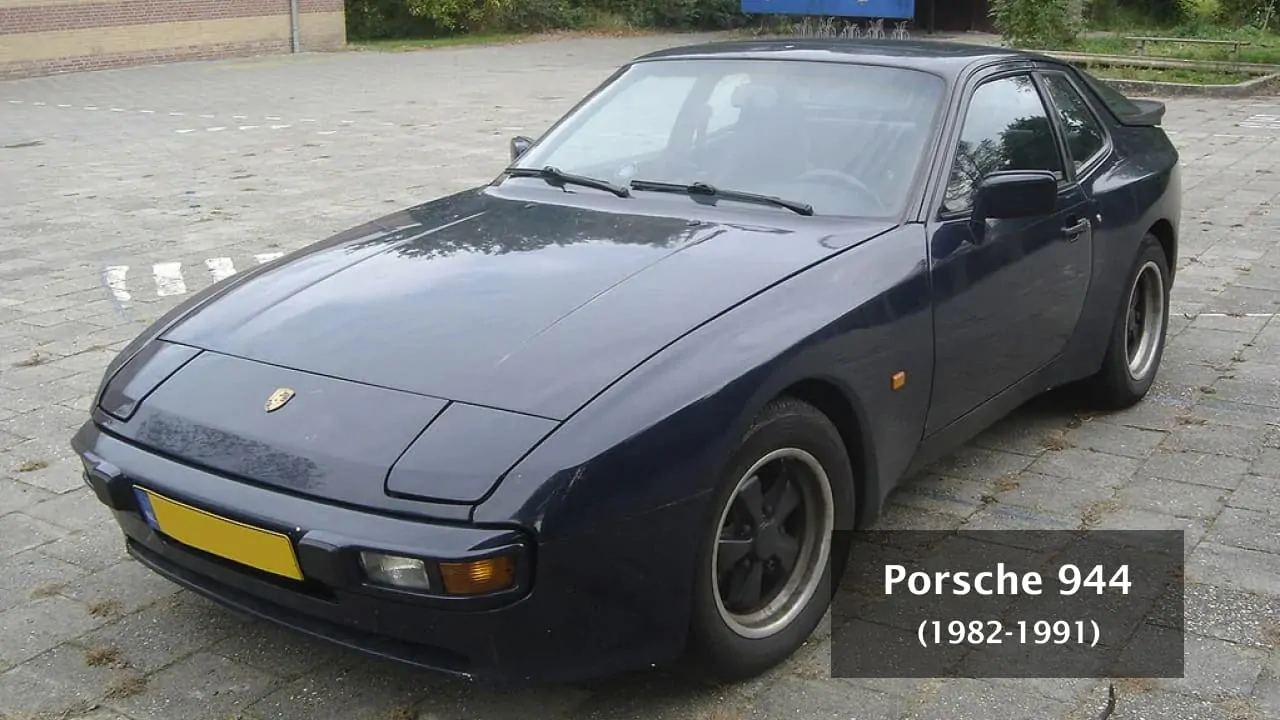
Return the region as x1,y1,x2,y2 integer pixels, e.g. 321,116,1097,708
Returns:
1,34,1279,720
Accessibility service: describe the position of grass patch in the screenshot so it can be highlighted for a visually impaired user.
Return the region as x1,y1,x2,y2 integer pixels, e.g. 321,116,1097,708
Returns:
351,33,530,51
84,646,128,669
350,15,657,53
1058,21,1280,65
104,673,146,699
1084,63,1255,84
88,598,123,618
16,459,48,473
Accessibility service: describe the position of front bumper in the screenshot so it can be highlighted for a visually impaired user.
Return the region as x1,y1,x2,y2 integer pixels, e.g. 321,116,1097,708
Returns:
72,421,700,686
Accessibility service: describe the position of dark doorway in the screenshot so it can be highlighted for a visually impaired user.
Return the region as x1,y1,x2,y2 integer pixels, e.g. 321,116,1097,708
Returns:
917,0,995,33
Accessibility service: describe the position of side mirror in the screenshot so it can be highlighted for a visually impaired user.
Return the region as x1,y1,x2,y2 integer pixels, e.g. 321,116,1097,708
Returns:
972,170,1058,222
510,135,533,162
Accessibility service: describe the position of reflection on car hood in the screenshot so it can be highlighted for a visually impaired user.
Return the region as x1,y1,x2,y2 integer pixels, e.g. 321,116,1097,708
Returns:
162,187,895,420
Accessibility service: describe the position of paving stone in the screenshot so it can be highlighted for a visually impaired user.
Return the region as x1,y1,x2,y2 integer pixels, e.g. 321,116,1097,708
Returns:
76,592,249,674
1108,688,1261,720
568,671,748,720
900,678,1075,720
0,548,85,613
1254,671,1280,718
1094,398,1188,432
1117,476,1229,519
1061,421,1167,459
926,446,1037,482
1190,314,1271,334
1211,378,1280,408
0,511,68,558
1152,634,1268,702
1164,424,1269,460
1027,448,1143,485
1252,448,1280,478
23,484,117,532
1,447,83,493
1205,507,1280,555
1139,449,1251,490
104,652,280,720
36,519,130,573
1229,474,1280,513
1188,398,1280,430
411,682,593,720
244,660,442,720
0,642,117,718
885,473,990,519
1167,328,1252,367
61,558,183,618
1087,508,1209,552
993,471,1122,522
1182,582,1280,650
1188,542,1280,597
0,475,56,515
0,595,107,667
747,677,904,720
206,619,358,682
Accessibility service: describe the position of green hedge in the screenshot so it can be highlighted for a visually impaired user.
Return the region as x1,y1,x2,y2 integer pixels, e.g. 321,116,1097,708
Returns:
345,0,750,40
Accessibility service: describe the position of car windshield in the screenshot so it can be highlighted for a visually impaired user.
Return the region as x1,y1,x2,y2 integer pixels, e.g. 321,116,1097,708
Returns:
509,58,947,218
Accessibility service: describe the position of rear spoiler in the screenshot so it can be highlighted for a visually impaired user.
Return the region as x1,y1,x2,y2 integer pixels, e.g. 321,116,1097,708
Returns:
1119,99,1166,127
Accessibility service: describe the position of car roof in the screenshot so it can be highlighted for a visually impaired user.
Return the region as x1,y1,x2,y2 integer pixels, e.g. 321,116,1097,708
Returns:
632,38,1060,81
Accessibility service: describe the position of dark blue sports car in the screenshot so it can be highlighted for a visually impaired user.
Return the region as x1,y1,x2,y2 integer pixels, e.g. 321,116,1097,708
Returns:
72,39,1180,686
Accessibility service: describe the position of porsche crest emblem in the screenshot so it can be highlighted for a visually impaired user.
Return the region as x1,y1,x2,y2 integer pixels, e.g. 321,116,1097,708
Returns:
264,388,295,413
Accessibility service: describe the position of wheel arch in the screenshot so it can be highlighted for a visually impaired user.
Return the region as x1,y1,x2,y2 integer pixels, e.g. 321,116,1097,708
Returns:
1148,218,1177,282
774,377,880,530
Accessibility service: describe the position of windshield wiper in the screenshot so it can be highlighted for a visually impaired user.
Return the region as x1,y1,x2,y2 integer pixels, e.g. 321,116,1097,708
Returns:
503,166,631,198
629,180,813,216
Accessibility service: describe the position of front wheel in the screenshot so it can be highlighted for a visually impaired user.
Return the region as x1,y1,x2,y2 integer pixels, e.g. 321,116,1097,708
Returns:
1085,233,1171,409
688,397,853,682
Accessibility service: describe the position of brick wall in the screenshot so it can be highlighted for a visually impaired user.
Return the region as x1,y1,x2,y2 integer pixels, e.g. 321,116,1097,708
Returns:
0,0,346,79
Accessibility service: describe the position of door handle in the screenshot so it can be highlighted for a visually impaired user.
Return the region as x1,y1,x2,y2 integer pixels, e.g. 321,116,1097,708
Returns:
1063,217,1090,241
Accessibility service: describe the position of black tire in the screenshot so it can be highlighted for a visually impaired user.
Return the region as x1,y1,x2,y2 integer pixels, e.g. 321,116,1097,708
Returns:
1086,233,1171,410
687,397,855,682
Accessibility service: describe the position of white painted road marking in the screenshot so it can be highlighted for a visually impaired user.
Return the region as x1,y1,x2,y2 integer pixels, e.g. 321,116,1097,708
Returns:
153,262,187,296
104,266,130,302
205,257,236,282
103,253,291,301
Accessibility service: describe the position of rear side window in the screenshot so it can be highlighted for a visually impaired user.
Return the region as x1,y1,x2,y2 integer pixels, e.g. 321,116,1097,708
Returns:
1040,73,1107,171
1075,68,1144,120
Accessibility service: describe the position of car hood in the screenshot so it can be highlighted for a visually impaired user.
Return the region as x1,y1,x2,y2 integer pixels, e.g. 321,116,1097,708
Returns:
162,186,896,420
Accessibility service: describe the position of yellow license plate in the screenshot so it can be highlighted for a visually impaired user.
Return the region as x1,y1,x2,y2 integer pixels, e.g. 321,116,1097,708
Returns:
138,489,304,581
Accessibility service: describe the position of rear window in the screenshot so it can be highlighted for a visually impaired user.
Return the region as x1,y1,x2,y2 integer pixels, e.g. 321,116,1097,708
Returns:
1075,68,1145,120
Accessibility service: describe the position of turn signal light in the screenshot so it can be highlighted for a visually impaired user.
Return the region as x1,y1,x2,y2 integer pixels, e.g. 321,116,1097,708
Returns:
439,556,516,596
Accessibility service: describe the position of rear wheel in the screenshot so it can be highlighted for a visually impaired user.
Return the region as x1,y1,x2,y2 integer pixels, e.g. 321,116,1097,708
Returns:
688,398,853,681
1086,233,1171,409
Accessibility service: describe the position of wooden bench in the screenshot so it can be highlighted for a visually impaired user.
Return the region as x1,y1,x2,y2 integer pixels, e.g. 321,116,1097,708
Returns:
1125,35,1251,61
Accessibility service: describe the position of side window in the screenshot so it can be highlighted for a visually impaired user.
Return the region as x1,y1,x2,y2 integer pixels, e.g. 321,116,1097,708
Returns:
942,74,1064,215
1041,73,1107,171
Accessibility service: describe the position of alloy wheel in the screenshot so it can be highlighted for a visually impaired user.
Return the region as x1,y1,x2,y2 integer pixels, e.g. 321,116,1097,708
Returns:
711,447,834,640
1124,260,1166,381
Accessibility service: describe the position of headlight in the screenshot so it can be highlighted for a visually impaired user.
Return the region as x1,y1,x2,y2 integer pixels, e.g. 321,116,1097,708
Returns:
357,550,519,596
359,551,431,590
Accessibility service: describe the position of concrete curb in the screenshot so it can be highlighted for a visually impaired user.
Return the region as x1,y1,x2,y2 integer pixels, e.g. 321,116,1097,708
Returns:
1040,51,1280,97
1087,71,1280,98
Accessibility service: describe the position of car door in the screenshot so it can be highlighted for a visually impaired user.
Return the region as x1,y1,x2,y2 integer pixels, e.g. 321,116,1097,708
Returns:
923,69,1093,435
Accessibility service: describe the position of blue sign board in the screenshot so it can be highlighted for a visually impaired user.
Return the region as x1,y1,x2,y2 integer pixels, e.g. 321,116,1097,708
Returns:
740,0,915,18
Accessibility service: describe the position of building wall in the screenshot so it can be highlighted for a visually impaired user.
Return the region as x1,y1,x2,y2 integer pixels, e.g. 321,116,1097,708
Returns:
0,0,346,79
